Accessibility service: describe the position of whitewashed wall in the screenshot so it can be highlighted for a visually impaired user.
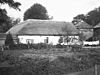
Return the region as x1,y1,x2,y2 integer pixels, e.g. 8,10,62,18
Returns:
18,35,60,45
18,35,81,45
62,36,81,45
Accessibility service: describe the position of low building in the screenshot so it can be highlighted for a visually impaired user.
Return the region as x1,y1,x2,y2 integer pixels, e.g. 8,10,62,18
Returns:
6,19,80,45
76,21,93,29
94,23,100,41
75,21,93,40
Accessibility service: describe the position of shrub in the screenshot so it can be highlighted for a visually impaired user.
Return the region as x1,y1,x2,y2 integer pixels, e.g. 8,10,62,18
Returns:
56,44,63,48
31,43,54,49
5,32,15,50
18,44,28,49
11,44,28,50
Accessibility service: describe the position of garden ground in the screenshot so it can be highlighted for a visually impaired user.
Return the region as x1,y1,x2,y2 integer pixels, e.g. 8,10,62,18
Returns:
0,47,100,75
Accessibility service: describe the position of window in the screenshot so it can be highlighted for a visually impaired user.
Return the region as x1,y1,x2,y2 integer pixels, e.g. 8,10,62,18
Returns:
44,37,49,43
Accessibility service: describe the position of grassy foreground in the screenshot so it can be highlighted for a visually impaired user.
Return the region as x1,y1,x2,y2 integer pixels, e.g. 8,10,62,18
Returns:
0,48,99,75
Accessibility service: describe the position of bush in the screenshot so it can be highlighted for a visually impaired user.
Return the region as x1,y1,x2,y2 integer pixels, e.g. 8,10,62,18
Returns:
18,44,28,49
9,43,56,50
4,44,29,50
56,44,63,48
29,43,54,49
5,33,14,47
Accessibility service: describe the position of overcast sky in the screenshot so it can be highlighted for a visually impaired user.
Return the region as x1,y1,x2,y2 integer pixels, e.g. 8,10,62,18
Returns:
2,0,100,22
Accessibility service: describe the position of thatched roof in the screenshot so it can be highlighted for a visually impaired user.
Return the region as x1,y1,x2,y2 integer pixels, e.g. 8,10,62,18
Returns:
7,19,79,35
76,22,93,29
94,23,100,28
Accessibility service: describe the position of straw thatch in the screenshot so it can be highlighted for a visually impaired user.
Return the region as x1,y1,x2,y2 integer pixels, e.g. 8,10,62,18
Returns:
7,19,79,35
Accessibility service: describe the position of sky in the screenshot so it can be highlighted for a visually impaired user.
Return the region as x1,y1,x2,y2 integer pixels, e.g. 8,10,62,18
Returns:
1,0,100,22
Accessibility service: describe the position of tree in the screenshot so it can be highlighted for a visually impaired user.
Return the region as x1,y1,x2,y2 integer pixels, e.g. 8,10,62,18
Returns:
24,3,50,20
0,0,21,11
0,14,21,33
5,32,14,47
85,7,100,26
0,0,21,33
72,6,100,26
11,18,21,26
72,14,86,25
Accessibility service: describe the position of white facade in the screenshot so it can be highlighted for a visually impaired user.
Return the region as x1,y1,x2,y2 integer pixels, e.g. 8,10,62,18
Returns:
18,35,60,45
62,36,81,45
18,35,81,45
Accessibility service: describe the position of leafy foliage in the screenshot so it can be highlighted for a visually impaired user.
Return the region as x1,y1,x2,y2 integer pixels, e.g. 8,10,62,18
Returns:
5,32,14,46
0,9,10,32
24,3,50,20
12,18,21,25
0,11,16,33
0,0,21,10
72,14,85,25
72,7,100,26
0,0,21,33
0,17,20,33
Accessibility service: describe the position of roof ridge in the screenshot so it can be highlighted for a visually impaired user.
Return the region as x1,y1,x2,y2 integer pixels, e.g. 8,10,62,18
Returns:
26,19,68,23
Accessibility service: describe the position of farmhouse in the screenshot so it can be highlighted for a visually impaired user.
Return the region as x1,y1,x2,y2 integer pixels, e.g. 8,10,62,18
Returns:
6,19,80,45
75,21,93,40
